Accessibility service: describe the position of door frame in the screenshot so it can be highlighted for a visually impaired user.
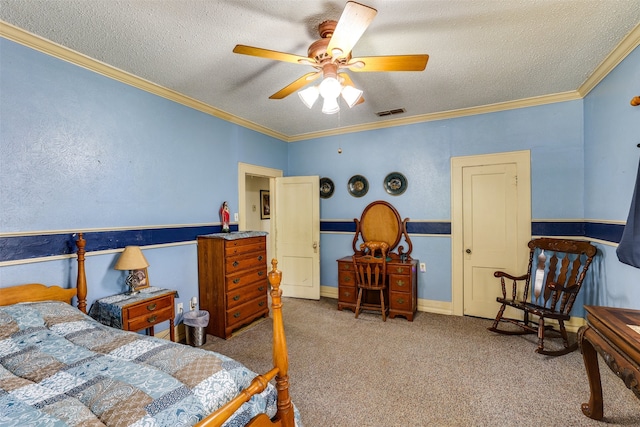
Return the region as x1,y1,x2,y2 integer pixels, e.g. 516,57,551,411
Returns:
451,150,531,316
238,162,283,261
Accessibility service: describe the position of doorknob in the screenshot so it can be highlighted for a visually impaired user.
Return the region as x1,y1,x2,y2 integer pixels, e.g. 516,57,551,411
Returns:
313,241,318,253
465,248,472,254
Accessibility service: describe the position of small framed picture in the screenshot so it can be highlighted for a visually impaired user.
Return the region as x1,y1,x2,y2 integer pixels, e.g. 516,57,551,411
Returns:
260,190,270,219
132,268,149,290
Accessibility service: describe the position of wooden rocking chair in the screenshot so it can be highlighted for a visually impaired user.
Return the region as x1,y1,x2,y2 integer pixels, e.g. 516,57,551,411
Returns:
488,238,597,356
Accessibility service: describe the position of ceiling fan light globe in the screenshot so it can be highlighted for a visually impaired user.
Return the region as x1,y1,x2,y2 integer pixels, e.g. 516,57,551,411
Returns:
319,77,342,100
341,85,363,108
298,86,319,109
321,96,340,114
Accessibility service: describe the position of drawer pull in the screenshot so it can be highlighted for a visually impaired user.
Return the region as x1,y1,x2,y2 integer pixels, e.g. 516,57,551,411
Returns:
396,267,405,273
234,312,241,318
396,298,405,305
258,271,264,276
258,301,265,307
147,303,157,311
147,315,158,323
396,280,405,287
233,295,240,301
344,264,351,270
233,261,239,267
344,276,351,283
258,255,263,261
233,278,241,284
344,292,351,297
258,286,265,291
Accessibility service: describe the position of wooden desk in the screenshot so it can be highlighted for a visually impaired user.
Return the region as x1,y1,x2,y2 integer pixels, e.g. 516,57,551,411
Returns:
337,256,418,321
578,305,640,420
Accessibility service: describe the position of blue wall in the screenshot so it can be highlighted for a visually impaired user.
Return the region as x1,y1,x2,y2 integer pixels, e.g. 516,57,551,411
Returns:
2,36,639,328
0,39,288,329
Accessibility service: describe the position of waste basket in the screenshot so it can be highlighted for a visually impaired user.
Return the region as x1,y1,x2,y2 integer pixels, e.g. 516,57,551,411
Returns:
184,310,209,346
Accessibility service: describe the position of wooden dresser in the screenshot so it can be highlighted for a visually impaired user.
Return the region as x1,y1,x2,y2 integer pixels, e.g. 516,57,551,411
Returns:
337,200,419,321
197,232,269,339
337,256,418,321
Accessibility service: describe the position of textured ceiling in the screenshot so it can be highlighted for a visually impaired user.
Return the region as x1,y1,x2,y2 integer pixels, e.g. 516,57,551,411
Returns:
1,0,639,141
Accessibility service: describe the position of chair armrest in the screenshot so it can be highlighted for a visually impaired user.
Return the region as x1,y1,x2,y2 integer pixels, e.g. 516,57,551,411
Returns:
494,271,528,300
494,271,527,281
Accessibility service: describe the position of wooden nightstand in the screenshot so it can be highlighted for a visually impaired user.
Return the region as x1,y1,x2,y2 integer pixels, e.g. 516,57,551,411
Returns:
89,287,177,342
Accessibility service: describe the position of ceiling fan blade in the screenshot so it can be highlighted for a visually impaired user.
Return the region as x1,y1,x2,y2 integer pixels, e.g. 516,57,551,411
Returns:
269,72,322,99
338,73,365,105
348,54,429,72
233,45,314,66
326,1,377,60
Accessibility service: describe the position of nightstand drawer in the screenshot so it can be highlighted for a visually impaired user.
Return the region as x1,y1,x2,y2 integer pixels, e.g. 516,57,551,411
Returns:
127,306,173,331
125,294,173,319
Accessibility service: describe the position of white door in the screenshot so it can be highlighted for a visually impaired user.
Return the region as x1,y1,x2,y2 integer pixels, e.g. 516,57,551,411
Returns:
451,151,531,318
274,176,320,299
462,163,519,318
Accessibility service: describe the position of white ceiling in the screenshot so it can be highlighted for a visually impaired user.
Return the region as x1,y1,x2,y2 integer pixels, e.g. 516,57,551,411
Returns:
1,1,639,141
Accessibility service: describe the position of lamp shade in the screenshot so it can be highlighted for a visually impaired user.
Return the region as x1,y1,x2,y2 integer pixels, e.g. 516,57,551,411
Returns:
298,86,320,109
341,85,363,108
321,96,340,114
114,246,149,271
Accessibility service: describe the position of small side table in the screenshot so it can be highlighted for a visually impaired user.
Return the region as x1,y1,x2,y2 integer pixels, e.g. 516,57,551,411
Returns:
90,287,177,342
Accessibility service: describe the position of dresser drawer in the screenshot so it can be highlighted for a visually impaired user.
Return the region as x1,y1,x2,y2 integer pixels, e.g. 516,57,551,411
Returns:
389,291,412,311
338,260,354,271
225,252,266,273
226,296,268,328
226,266,268,291
227,281,268,309
124,294,173,319
389,274,411,293
338,270,355,287
126,306,173,331
224,238,266,257
339,286,357,304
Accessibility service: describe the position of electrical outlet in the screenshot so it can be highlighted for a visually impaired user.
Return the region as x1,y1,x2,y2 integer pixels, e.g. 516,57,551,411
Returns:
234,212,239,221
190,296,198,310
420,263,426,273
177,303,183,314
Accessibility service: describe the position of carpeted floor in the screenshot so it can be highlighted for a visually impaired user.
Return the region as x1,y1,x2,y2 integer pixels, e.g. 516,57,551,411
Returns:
200,297,640,427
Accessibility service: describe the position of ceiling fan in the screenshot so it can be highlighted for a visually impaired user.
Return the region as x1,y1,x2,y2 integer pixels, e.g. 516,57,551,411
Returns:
232,1,429,114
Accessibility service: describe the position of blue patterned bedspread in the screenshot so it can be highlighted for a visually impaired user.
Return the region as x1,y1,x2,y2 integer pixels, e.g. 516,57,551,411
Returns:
0,301,298,426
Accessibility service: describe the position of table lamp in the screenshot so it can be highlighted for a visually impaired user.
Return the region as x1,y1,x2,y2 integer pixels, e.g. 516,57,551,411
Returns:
114,246,149,295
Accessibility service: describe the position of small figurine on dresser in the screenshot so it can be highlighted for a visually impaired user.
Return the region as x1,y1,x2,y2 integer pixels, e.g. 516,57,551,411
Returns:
220,201,230,232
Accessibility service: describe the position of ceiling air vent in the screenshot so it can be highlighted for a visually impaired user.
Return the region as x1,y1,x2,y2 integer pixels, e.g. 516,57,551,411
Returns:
375,108,406,117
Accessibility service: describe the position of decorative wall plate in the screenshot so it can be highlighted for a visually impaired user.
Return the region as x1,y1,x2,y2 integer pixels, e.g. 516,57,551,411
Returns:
384,172,407,195
319,177,335,199
348,174,369,197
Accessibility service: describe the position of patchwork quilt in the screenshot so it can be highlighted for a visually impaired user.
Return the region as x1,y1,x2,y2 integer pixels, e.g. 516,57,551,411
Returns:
0,301,295,427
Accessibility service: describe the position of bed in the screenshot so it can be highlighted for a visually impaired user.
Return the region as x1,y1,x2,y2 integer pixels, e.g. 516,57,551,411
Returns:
0,233,299,427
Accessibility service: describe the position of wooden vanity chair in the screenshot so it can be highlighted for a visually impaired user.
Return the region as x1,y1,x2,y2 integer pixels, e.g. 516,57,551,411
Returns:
488,238,597,356
353,241,390,321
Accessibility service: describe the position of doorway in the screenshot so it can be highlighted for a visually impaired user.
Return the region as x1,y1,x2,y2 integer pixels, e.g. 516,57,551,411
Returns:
451,150,531,317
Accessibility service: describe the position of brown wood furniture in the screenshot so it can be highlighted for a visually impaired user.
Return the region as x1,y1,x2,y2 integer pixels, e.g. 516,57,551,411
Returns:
0,233,295,427
578,305,640,421
353,241,389,321
197,232,269,339
92,288,177,341
488,238,597,356
337,201,418,321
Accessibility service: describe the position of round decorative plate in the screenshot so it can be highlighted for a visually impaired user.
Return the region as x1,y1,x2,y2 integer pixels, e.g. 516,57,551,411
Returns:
384,172,407,195
348,174,369,197
319,177,335,199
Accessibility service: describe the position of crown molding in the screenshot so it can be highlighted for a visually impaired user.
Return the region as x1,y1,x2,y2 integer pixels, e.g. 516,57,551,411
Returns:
578,22,640,97
2,19,638,143
0,21,288,141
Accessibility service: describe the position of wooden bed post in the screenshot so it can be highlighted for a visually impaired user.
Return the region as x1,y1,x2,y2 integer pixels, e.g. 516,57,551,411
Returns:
76,233,88,313
267,259,294,427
